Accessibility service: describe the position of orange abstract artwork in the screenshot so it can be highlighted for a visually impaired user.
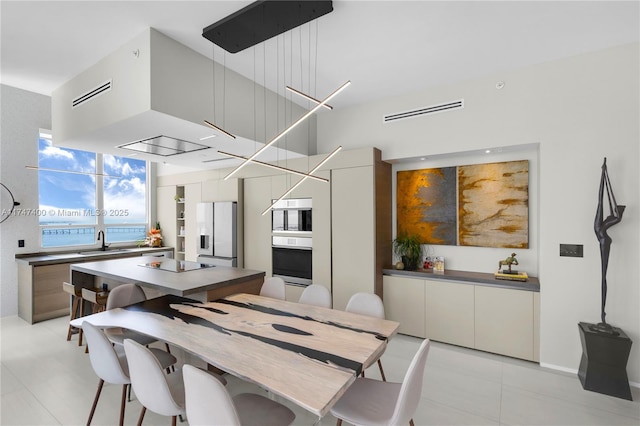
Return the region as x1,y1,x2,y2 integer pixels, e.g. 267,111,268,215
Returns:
397,167,457,245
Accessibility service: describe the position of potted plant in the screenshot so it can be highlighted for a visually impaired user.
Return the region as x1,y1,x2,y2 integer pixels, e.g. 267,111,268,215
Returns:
393,233,423,270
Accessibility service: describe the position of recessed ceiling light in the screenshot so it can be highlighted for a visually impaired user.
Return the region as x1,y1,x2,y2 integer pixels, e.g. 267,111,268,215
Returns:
486,150,491,154
420,157,426,161
199,134,217,141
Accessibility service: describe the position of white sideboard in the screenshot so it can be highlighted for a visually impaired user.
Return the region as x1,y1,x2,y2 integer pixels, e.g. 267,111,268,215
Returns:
383,269,540,362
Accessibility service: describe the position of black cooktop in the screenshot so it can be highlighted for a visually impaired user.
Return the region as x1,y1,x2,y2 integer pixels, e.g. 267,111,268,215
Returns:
138,259,215,273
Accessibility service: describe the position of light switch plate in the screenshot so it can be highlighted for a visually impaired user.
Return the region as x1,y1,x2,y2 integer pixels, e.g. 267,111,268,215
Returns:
560,244,583,257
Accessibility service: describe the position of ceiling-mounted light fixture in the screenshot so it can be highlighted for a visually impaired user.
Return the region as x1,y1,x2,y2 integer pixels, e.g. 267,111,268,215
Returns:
204,120,236,139
224,80,350,181
202,0,345,214
215,151,328,182
286,86,333,110
25,165,121,178
262,145,342,215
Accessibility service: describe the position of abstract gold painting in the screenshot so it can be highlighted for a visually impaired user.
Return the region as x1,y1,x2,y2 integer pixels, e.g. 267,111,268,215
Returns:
397,167,457,245
458,160,529,248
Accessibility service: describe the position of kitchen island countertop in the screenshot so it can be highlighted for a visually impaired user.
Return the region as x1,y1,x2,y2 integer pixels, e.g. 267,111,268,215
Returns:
71,256,265,301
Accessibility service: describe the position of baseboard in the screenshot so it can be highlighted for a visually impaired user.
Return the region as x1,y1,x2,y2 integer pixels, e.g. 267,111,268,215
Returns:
540,362,640,388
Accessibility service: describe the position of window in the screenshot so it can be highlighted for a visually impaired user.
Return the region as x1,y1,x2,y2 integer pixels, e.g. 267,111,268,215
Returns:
38,132,148,248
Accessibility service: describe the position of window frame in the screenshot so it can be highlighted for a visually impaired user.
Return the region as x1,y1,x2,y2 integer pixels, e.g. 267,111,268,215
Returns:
38,131,150,250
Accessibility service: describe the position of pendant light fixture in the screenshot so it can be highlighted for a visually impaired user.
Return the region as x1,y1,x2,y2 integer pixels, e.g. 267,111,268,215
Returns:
202,0,346,214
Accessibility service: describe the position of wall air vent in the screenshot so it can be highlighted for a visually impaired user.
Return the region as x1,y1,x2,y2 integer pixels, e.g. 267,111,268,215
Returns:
72,79,112,109
383,99,464,124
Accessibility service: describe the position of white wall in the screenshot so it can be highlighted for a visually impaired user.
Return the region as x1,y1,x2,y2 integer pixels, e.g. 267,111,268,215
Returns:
0,85,51,316
318,43,640,383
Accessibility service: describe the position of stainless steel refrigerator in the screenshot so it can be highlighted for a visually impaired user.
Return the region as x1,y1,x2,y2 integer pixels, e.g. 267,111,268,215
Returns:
196,202,237,267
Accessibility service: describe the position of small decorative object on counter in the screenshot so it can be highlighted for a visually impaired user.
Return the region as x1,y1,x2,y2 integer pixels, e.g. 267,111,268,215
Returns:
498,252,519,274
395,261,405,270
144,223,163,247
392,234,423,271
433,256,445,273
423,256,433,269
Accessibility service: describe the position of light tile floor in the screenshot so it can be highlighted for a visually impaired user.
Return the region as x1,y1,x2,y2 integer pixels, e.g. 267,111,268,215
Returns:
1,315,639,425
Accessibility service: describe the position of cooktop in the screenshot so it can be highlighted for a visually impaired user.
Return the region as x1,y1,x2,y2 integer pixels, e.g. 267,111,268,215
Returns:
138,259,215,273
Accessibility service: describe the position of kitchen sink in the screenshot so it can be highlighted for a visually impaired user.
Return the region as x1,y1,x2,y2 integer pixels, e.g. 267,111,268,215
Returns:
77,249,130,255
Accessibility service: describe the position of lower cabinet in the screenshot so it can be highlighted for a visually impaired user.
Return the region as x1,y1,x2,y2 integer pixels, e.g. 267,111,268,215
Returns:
425,279,475,348
475,285,535,361
383,275,425,338
383,274,539,361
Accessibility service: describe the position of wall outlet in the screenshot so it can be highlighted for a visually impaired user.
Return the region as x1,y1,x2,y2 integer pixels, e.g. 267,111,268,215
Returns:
18,239,25,247
560,243,583,257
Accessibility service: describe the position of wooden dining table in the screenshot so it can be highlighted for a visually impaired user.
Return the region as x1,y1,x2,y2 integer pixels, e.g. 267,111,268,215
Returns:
70,293,399,418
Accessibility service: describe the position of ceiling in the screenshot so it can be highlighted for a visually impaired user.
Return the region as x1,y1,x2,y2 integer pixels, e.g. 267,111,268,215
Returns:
1,1,638,172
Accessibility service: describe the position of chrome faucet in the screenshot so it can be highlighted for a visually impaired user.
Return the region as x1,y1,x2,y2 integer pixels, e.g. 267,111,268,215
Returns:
97,230,107,251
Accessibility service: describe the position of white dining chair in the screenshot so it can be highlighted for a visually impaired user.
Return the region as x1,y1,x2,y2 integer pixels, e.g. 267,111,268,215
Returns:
105,284,158,346
183,364,296,426
298,284,332,308
345,292,387,381
123,339,226,426
260,276,286,300
82,322,176,426
330,339,431,426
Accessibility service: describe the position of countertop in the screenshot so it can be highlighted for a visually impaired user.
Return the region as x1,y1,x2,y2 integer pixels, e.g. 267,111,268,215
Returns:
71,256,265,297
383,267,540,292
15,246,174,266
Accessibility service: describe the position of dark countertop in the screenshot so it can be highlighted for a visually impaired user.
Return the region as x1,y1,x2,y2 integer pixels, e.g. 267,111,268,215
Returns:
15,246,174,266
383,267,540,292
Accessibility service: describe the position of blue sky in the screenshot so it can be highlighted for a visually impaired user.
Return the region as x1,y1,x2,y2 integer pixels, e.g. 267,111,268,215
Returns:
38,138,146,225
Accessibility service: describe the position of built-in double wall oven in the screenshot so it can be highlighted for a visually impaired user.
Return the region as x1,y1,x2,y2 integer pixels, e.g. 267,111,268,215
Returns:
271,198,313,286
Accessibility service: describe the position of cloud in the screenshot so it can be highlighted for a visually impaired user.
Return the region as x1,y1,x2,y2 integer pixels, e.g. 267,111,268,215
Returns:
40,141,74,161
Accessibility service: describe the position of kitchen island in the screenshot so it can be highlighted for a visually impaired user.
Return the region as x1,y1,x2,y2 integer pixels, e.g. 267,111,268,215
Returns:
71,256,265,302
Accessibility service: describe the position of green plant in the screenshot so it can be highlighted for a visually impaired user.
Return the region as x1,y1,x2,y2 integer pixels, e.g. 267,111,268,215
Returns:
393,233,423,270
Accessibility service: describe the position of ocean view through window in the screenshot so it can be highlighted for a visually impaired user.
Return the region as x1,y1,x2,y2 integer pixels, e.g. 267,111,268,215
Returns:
38,132,148,248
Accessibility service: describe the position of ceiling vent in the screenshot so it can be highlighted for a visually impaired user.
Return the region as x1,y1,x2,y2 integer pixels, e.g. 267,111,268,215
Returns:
383,99,464,124
72,79,112,109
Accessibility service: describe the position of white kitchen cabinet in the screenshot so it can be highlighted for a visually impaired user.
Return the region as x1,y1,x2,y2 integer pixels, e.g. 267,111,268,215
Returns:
425,279,475,347
383,275,426,338
331,149,391,310
475,286,535,361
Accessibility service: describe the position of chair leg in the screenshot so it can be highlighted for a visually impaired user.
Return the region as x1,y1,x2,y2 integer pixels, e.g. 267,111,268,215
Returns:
136,406,146,426
171,416,177,426
336,419,342,426
67,296,80,341
378,359,387,382
86,379,104,426
78,299,85,346
165,343,175,373
119,384,127,426
409,419,415,426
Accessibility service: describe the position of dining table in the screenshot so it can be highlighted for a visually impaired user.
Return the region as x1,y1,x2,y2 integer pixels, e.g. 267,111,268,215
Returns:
70,292,400,419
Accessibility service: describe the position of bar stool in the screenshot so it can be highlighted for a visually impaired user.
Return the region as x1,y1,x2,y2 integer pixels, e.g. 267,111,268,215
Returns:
82,287,110,314
81,288,109,352
63,282,85,345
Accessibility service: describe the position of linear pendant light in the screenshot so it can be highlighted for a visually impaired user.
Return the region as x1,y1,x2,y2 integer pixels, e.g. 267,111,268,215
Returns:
286,86,333,110
224,80,351,181
25,165,122,178
261,145,343,215
216,151,328,183
203,120,236,139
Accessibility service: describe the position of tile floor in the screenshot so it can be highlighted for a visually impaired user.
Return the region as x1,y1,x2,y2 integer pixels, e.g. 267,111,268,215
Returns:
1,315,639,425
